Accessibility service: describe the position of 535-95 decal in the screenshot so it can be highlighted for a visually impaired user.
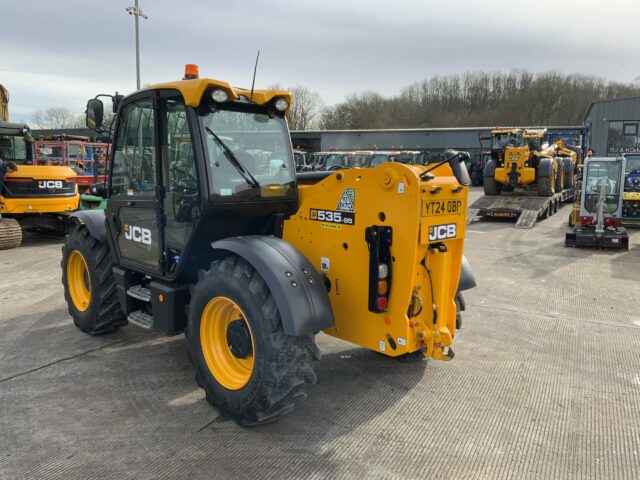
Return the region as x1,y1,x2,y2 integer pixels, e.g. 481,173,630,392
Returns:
310,208,355,225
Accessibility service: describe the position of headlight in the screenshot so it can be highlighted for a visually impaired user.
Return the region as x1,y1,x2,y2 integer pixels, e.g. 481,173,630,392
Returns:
274,97,289,112
211,89,229,103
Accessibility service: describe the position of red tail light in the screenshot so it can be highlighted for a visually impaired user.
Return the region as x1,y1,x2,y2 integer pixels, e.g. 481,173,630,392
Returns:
4,177,32,183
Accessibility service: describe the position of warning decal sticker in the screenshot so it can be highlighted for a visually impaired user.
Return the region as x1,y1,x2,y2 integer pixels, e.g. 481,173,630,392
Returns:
336,188,355,212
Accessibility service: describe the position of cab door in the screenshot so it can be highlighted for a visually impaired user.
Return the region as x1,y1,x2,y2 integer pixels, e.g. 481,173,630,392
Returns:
105,93,163,274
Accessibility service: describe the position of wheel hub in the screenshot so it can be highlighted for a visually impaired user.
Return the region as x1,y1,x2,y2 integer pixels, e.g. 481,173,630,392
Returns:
226,319,252,359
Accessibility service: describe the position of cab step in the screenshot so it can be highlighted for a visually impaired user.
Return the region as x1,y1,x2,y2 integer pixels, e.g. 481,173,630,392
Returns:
127,285,151,302
128,310,154,329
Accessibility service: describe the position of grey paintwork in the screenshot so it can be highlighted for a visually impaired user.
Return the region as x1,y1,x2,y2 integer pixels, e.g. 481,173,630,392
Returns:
211,235,335,336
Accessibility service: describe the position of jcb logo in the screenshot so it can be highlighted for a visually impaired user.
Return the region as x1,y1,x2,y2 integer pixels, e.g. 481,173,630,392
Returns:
428,223,457,241
124,225,152,245
38,180,63,189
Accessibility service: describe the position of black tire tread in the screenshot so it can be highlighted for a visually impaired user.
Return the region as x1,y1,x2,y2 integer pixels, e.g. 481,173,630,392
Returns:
61,224,126,335
536,174,554,197
562,158,574,190
555,163,563,193
0,218,22,250
483,175,501,196
186,254,319,426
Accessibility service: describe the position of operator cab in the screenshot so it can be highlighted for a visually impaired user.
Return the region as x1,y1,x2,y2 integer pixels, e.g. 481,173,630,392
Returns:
582,158,624,218
0,123,33,165
490,129,524,162
86,67,297,281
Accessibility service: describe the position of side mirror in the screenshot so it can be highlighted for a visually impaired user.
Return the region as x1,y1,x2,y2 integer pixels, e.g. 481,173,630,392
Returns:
86,99,104,130
89,182,106,198
445,149,471,186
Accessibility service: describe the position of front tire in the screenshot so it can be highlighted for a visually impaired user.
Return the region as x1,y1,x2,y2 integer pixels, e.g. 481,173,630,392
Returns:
186,254,319,426
536,160,555,197
61,224,126,334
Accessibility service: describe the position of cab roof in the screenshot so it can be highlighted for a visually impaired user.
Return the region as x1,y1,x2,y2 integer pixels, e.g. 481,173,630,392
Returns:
523,128,547,138
147,78,292,114
491,128,522,135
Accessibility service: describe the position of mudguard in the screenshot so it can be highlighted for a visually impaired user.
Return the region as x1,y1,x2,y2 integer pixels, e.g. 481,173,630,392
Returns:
211,236,335,336
70,209,107,243
484,159,497,178
458,255,476,292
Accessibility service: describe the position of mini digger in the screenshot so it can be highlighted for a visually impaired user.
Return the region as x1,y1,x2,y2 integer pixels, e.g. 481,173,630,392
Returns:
566,156,628,249
61,66,475,426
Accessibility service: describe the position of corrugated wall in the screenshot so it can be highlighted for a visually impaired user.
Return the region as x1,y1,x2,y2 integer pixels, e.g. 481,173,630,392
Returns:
319,129,487,151
584,98,640,155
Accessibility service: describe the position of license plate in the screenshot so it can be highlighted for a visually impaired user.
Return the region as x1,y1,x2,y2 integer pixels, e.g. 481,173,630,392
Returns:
492,212,512,217
424,199,463,216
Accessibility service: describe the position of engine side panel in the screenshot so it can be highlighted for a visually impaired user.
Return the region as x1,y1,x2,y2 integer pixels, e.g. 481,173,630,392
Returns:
283,162,469,360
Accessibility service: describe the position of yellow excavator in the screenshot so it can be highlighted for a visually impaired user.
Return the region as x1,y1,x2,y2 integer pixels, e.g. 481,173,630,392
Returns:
0,83,79,249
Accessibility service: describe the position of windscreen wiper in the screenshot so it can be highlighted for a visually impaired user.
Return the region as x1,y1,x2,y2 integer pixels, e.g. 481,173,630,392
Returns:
204,126,260,189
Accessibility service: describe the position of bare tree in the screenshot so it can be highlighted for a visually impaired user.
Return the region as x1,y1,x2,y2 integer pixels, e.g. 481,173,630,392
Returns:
320,70,640,129
287,85,324,130
267,84,324,130
31,107,85,129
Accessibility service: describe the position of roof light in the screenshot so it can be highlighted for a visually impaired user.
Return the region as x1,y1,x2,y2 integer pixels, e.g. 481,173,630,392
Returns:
274,97,289,112
211,89,229,103
184,64,199,80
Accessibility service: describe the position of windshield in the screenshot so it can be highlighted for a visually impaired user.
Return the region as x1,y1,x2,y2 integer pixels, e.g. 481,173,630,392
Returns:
324,154,345,168
293,152,306,169
202,107,295,200
0,135,31,164
584,161,622,214
369,154,389,167
547,132,581,149
526,137,542,150
492,133,523,150
352,153,371,167
624,154,640,173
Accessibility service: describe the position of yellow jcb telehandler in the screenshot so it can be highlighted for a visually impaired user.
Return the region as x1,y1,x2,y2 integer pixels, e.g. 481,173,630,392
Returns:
60,66,475,425
484,128,575,197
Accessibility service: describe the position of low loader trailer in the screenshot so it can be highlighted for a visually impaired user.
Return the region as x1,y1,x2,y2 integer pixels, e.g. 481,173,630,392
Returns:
467,188,573,229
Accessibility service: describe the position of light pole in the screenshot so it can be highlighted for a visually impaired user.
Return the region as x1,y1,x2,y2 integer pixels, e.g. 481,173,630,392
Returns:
125,0,148,91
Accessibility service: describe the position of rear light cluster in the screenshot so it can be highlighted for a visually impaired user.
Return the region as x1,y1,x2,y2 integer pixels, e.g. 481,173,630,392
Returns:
365,226,392,313
580,216,622,227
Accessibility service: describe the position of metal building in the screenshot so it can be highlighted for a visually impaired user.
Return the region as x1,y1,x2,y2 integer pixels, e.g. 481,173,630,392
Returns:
584,97,640,156
291,125,587,162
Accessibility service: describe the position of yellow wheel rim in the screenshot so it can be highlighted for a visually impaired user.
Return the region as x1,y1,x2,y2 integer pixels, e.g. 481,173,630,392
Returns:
67,250,91,312
200,296,255,390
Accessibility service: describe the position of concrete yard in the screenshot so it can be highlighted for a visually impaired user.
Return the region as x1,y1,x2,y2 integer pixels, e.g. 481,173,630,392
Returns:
1,187,640,479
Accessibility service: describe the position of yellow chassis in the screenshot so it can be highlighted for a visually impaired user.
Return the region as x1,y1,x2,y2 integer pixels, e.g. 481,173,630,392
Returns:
284,162,467,361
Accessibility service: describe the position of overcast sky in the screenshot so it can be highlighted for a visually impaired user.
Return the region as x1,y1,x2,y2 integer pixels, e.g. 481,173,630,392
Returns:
1,0,639,123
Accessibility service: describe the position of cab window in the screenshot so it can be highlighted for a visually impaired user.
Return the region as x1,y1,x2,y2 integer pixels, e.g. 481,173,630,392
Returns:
110,98,156,198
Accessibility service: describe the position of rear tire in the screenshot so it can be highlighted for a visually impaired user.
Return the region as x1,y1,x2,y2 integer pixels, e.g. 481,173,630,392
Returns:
562,158,574,189
186,253,320,426
61,224,126,334
555,163,563,193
